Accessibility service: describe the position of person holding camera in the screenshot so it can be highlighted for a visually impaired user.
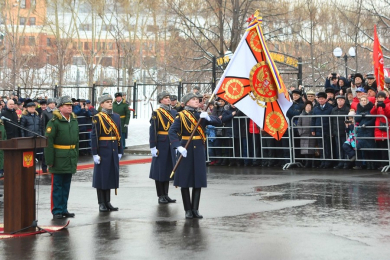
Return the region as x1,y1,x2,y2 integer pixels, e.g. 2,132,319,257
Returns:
325,73,341,92
354,96,375,170
370,91,390,170
331,95,350,169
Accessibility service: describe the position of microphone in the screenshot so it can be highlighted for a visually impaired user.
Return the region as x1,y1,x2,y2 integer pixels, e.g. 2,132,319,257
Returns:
1,116,10,122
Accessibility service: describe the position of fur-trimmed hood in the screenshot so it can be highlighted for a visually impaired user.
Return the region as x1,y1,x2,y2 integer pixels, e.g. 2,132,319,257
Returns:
53,110,77,120
22,110,39,116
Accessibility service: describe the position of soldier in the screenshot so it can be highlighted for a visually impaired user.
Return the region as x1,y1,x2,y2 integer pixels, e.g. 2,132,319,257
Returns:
149,91,177,204
44,96,79,219
91,94,123,212
168,93,221,219
113,92,130,148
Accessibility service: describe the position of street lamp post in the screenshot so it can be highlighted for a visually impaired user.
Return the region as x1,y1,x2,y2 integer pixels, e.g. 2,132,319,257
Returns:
333,47,356,77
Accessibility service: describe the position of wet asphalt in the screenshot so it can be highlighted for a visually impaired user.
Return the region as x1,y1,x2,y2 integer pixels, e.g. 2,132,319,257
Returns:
1,156,390,259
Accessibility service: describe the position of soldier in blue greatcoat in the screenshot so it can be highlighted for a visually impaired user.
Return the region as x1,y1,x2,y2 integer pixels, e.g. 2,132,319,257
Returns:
168,93,221,219
91,94,123,212
149,91,178,204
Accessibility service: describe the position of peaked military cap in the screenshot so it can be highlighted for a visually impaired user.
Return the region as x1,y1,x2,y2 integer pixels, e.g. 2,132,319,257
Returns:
192,85,200,90
114,92,122,98
98,94,113,104
385,77,390,84
181,93,198,105
39,99,47,105
366,73,375,79
157,91,171,103
57,96,73,108
170,95,178,101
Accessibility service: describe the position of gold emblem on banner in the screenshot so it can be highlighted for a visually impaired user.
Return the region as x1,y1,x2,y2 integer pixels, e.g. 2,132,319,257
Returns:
265,111,285,133
249,31,262,53
222,79,245,100
249,61,278,103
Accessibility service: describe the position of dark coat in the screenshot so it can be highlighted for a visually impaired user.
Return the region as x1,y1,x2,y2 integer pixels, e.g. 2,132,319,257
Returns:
331,104,350,136
41,108,55,129
20,111,42,137
311,102,333,136
44,111,79,174
221,106,238,138
0,121,6,169
168,109,221,188
73,105,91,132
355,102,375,149
1,107,20,139
297,111,316,155
91,112,123,189
149,108,178,182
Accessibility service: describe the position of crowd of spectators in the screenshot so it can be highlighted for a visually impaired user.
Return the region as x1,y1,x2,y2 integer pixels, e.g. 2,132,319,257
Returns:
0,94,100,178
176,74,390,171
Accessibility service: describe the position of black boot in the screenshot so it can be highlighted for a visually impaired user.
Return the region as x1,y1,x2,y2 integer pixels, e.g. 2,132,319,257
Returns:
97,189,108,212
192,188,203,219
105,190,118,211
163,181,176,203
181,188,193,219
158,181,168,204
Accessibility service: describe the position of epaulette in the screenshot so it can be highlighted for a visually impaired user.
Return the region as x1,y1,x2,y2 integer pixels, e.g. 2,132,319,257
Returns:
0,119,3,125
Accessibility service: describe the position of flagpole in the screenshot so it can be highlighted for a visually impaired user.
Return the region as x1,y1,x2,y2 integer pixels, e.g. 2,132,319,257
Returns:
170,93,216,179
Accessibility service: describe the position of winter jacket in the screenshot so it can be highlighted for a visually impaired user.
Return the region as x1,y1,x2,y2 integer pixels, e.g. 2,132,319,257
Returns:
287,98,304,126
311,102,333,136
369,99,390,140
297,110,316,155
20,111,42,137
324,78,340,92
331,104,350,136
355,102,375,149
1,107,20,139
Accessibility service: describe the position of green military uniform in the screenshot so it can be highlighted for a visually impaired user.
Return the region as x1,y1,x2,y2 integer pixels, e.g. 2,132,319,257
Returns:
0,119,7,177
113,92,130,148
44,96,79,219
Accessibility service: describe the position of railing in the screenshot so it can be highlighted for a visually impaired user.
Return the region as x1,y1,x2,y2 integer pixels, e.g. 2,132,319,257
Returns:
206,114,390,173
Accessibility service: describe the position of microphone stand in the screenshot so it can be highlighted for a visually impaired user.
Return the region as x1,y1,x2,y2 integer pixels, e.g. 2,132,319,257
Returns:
2,117,52,235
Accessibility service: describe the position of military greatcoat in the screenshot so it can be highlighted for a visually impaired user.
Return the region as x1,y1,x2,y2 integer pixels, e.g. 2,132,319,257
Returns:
44,111,79,174
91,112,123,189
168,109,221,188
113,100,130,136
149,107,177,182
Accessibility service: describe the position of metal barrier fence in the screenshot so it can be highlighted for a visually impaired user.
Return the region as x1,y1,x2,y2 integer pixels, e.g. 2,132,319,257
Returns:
206,114,390,173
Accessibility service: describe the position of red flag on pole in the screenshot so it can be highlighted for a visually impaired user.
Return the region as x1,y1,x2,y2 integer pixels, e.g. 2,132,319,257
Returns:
373,25,384,91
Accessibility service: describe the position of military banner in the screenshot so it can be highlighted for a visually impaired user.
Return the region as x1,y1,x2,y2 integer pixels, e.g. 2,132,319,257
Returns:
213,11,292,140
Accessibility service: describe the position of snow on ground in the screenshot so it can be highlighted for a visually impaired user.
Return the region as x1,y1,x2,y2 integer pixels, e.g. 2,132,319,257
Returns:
125,118,150,147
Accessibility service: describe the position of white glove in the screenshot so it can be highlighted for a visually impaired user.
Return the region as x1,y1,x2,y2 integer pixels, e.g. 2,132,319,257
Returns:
151,147,158,157
177,146,187,157
200,112,211,121
124,124,128,128
93,155,101,164
118,154,122,160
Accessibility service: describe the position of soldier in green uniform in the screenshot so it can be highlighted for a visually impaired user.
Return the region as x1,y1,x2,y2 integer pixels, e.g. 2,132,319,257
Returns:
113,92,130,148
44,96,79,219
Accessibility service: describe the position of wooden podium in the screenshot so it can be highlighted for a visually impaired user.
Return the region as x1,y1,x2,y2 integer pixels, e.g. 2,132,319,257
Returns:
0,137,47,233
